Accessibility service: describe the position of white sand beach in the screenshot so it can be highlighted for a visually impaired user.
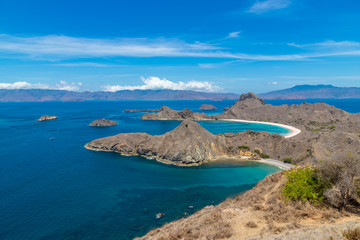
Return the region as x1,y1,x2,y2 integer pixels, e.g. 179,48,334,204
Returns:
223,119,301,138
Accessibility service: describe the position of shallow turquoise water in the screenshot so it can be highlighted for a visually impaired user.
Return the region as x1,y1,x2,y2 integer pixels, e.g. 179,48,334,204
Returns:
0,100,304,239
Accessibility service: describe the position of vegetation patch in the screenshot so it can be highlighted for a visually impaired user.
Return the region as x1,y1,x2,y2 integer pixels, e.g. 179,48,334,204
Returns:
283,158,292,164
238,145,250,150
282,167,327,204
253,149,269,158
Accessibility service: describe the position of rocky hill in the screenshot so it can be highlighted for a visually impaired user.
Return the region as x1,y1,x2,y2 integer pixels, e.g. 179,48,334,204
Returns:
86,119,325,165
139,92,360,165
86,120,308,165
136,171,360,240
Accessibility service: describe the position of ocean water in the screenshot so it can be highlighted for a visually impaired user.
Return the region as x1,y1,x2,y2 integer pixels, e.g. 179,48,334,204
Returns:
0,99,358,240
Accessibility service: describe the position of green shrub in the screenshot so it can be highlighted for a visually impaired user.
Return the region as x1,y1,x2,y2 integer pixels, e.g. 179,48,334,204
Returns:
254,149,261,155
238,145,250,151
282,167,327,203
227,145,233,152
283,158,292,164
253,149,269,158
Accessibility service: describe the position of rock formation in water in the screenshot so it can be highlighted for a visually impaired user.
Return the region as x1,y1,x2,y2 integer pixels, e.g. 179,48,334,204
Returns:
141,106,212,121
37,115,58,121
200,104,217,110
89,119,118,127
123,109,159,113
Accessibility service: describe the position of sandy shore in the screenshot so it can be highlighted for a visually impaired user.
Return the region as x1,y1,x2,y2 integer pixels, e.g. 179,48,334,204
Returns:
223,119,301,138
258,158,295,170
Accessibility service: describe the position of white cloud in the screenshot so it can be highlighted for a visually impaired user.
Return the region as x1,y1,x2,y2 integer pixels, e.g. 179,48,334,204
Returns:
248,0,291,14
267,81,278,85
56,81,82,91
0,81,82,91
1,34,360,62
0,34,224,60
288,40,360,49
226,31,241,39
102,76,222,92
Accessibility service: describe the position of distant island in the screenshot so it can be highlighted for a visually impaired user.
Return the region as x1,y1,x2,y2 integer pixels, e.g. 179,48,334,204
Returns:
260,84,360,99
200,104,217,110
89,119,118,127
37,115,58,121
0,89,238,102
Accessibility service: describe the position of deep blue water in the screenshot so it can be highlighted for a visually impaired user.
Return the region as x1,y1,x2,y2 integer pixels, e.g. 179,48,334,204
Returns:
0,99,359,240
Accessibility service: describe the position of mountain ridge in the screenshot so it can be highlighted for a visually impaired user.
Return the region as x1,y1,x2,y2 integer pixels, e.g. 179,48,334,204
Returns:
260,84,360,99
0,89,239,102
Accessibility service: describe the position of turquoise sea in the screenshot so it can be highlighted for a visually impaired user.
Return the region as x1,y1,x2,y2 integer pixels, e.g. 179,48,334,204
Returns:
0,99,359,240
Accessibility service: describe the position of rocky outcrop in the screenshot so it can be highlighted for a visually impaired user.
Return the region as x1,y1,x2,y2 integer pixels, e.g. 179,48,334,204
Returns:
200,104,217,110
123,109,159,113
37,115,58,121
141,106,213,121
89,119,118,127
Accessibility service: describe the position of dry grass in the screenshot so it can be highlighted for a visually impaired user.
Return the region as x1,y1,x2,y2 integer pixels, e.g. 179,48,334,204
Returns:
137,171,360,240
137,207,232,240
343,227,360,240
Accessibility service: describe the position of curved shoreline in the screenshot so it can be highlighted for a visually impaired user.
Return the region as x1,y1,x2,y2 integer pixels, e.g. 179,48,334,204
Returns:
223,119,301,138
257,158,295,170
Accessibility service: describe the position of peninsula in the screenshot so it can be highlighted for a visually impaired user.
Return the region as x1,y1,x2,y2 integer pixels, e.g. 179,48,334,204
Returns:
86,92,360,166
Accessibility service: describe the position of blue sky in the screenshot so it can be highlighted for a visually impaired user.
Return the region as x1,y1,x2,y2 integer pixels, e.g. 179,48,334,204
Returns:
0,0,360,93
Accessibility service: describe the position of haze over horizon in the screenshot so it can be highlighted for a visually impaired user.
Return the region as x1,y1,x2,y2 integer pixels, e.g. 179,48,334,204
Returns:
1,0,360,94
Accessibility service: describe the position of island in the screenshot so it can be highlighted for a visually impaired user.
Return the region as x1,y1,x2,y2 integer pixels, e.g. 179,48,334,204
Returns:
89,119,118,127
200,104,217,110
37,115,58,121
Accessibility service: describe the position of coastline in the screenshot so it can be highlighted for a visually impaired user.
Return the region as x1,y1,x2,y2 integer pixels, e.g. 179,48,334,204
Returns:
208,157,295,170
86,144,294,170
257,158,295,170
223,119,301,138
